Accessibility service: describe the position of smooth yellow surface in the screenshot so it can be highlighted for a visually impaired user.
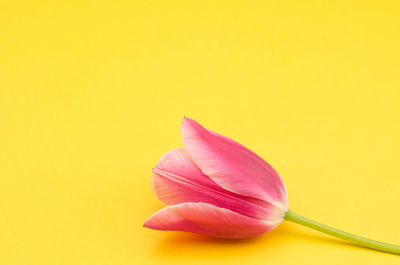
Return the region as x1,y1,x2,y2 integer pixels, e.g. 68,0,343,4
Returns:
1,1,400,264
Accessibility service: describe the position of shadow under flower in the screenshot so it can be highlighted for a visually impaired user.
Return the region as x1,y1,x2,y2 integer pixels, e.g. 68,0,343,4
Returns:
152,221,373,259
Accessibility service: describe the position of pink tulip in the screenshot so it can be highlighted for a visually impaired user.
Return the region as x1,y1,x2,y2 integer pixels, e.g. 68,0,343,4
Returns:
144,118,400,255
143,117,288,238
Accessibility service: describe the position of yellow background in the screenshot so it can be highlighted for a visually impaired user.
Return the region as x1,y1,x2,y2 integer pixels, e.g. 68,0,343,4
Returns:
1,1,399,264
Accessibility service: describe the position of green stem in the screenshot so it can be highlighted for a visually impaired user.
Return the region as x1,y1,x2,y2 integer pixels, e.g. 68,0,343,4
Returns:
284,210,400,255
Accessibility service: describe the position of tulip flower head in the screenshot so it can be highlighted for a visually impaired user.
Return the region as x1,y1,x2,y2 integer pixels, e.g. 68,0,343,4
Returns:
144,118,400,254
144,117,288,238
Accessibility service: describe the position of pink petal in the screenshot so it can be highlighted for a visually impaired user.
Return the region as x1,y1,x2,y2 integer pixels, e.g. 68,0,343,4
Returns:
181,117,288,211
153,148,284,221
143,202,278,238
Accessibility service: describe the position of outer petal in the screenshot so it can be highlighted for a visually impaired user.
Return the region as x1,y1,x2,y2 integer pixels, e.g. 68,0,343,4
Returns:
152,148,285,221
143,202,278,238
181,117,288,211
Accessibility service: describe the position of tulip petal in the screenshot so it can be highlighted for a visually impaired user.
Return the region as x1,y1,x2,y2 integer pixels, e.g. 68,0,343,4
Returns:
181,117,288,210
152,148,285,221
143,202,278,238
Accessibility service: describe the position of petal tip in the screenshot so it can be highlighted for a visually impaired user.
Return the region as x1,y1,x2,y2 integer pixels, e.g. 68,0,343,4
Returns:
143,217,150,228
180,116,190,129
143,220,150,229
181,116,198,128
143,215,158,230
